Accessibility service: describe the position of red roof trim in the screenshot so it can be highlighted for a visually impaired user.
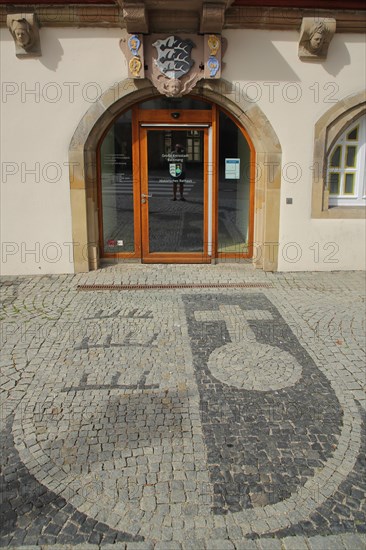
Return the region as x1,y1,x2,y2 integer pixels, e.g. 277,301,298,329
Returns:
232,0,366,8
2,0,364,7
0,0,116,4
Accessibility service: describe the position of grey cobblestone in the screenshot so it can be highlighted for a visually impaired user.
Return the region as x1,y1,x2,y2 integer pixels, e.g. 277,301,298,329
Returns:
341,533,366,549
1,267,365,549
206,541,235,550
280,536,309,550
307,534,346,549
155,543,182,550
257,539,283,549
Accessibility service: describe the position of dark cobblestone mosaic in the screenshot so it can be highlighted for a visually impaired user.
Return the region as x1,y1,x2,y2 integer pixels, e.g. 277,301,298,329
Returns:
183,293,343,514
1,271,364,546
255,404,366,539
0,280,21,318
0,416,144,547
61,369,159,392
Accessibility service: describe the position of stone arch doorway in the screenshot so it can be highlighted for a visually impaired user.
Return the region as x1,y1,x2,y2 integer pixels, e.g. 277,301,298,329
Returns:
69,79,282,272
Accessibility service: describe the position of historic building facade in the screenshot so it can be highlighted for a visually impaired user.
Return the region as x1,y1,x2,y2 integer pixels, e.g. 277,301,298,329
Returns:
1,0,365,274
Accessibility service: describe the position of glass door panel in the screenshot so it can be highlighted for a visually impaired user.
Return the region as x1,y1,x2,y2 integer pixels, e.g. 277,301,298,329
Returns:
99,104,253,263
142,128,207,259
218,111,252,257
100,111,134,255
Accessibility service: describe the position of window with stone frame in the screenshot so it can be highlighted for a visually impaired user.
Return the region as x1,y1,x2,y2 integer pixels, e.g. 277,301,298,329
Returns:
327,114,366,207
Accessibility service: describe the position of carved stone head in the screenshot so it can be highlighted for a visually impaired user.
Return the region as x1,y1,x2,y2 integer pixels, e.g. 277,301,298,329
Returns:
12,18,33,49
298,18,336,60
165,78,183,97
308,21,327,53
7,13,41,57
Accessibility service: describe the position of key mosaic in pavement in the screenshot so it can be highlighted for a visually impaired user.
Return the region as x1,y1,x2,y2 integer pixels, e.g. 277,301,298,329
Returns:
0,275,365,546
183,294,343,513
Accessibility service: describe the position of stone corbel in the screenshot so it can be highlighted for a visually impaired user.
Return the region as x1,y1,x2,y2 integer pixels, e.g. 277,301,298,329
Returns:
200,3,226,34
7,13,41,57
298,17,336,60
121,2,149,34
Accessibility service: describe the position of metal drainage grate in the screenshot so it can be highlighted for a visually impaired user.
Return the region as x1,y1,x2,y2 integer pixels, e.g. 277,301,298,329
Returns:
77,283,273,291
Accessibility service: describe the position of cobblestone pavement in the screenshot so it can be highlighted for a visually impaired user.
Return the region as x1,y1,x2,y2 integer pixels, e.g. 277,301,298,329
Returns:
1,264,365,549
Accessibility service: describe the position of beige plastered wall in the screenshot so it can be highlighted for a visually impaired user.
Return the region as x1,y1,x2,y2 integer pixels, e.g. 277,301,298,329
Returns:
223,29,366,272
0,27,125,275
1,27,365,274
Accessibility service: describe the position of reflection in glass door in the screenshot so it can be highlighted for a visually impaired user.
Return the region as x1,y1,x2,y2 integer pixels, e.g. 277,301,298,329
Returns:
218,111,252,257
100,111,134,255
98,102,254,263
141,128,208,261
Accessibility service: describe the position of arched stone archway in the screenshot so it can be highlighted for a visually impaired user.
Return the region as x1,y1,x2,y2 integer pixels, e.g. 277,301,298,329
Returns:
69,78,282,272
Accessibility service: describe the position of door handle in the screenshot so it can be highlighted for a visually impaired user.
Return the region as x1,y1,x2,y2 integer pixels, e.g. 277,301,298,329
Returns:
141,193,152,204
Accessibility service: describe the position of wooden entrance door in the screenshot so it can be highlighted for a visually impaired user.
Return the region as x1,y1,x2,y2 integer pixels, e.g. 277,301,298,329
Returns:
98,103,255,264
139,119,212,263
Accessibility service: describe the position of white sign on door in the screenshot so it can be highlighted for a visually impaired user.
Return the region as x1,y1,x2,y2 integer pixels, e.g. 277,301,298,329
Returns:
225,158,240,179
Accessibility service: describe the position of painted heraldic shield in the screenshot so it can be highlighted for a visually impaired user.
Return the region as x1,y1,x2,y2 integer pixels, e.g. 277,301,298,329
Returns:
153,36,195,79
170,163,183,178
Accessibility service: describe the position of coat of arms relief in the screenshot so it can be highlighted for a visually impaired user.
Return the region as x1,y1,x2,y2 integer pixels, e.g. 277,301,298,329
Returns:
120,31,223,97
151,35,198,97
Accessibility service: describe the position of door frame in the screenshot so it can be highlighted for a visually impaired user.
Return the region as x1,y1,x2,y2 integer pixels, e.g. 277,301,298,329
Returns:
138,120,211,263
97,98,256,264
71,79,282,272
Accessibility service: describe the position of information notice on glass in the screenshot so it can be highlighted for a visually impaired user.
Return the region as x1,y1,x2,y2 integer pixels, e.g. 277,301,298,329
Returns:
225,158,240,179
105,153,131,167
